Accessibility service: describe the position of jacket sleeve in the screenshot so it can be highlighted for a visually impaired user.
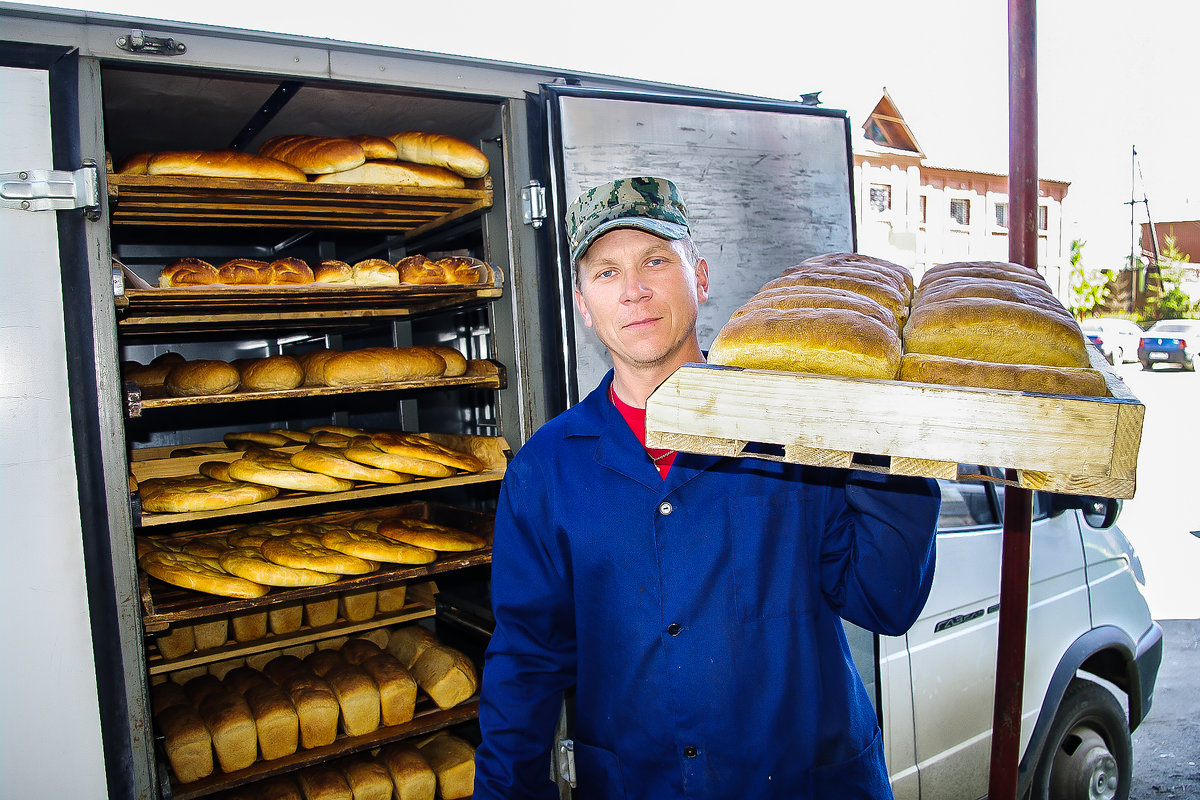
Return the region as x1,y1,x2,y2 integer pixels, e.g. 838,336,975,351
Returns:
474,452,578,800
818,471,941,636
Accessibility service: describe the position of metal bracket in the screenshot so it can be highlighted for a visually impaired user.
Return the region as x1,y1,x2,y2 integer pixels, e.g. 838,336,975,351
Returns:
0,163,100,218
555,738,577,788
124,381,143,419
521,179,547,228
116,29,187,56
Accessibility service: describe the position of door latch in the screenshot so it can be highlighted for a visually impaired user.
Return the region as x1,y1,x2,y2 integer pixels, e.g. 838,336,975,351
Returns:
554,738,577,788
521,179,547,228
0,162,100,219
116,29,187,56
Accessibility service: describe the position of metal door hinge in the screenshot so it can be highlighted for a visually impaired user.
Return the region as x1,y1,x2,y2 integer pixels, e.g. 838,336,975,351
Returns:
521,180,547,228
554,738,576,788
116,29,187,56
0,162,100,219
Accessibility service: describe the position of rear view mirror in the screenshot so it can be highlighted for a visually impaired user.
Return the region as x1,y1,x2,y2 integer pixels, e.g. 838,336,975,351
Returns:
1050,494,1121,529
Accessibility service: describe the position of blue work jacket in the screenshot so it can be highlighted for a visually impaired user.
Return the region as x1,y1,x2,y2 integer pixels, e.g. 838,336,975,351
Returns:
476,371,940,800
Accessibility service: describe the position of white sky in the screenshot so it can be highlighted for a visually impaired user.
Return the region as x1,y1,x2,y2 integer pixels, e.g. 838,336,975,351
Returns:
13,0,1197,267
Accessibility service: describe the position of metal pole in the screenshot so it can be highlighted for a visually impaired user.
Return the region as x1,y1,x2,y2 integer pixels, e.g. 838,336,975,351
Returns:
989,1,1037,798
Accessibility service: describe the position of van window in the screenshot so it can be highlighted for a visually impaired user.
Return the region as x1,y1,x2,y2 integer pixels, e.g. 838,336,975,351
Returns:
936,477,998,529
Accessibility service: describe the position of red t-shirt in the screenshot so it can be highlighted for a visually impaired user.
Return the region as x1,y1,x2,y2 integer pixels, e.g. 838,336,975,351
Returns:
610,386,677,479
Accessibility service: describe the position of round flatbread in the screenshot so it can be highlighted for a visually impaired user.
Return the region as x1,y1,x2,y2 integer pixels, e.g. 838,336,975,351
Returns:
369,432,484,473
228,455,356,493
343,439,454,478
139,476,278,513
319,527,437,564
305,424,368,438
139,549,269,599
290,445,413,484
198,460,234,482
226,524,293,548
224,430,293,449
377,518,487,552
179,536,231,560
261,533,378,575
219,547,342,587
269,428,313,444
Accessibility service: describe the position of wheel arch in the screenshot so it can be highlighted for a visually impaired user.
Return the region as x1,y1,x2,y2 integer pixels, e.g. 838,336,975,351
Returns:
1016,625,1140,797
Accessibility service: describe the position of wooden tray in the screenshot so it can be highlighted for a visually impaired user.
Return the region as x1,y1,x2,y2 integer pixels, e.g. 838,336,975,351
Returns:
106,173,493,234
138,502,492,632
128,360,505,417
130,433,509,528
168,697,480,800
645,347,1143,499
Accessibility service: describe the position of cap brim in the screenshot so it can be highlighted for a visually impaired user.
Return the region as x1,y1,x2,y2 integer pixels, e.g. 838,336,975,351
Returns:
572,218,689,262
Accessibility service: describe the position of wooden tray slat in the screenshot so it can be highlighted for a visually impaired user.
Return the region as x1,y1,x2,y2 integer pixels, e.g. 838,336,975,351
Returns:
646,347,1143,499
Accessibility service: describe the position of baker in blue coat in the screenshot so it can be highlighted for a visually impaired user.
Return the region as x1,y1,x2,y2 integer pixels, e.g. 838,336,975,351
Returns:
475,177,940,799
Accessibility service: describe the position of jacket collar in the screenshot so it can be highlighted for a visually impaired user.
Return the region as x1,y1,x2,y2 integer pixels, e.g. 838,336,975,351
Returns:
564,370,723,492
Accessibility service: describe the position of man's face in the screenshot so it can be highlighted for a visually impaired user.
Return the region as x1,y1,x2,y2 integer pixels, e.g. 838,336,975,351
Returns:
573,228,709,374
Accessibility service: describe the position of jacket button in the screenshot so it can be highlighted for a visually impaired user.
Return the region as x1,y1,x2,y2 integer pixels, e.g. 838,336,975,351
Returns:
658,501,673,516
684,746,698,758
667,623,682,636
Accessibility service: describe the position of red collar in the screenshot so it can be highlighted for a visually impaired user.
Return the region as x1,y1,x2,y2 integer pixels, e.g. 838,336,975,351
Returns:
609,384,676,479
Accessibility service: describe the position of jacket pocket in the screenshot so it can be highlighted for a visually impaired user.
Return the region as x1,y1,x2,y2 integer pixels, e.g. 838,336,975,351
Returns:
573,739,627,800
809,728,891,799
729,493,816,621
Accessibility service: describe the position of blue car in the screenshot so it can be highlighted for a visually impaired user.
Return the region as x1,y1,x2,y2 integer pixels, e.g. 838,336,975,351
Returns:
1138,319,1200,371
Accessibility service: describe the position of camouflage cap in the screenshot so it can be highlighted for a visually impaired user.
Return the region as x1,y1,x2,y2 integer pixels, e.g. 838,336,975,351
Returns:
566,177,690,262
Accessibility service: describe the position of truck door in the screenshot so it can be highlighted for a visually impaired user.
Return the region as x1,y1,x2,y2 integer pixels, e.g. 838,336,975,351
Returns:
532,83,857,412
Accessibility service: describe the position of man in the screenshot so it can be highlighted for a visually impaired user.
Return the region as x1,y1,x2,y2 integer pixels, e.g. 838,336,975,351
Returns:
475,177,940,799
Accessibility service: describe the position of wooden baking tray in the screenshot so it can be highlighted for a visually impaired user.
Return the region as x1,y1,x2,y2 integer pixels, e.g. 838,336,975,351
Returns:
168,697,480,800
130,433,510,528
138,502,492,632
127,360,505,417
106,173,493,234
645,347,1143,499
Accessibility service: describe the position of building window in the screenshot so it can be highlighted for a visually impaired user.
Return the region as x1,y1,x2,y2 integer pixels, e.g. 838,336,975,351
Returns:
950,198,970,226
995,202,1009,229
1038,205,1048,231
869,184,891,213
919,195,927,223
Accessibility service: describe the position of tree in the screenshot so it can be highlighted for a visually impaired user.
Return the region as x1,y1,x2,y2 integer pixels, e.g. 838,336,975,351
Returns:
1152,234,1196,319
1066,239,1115,319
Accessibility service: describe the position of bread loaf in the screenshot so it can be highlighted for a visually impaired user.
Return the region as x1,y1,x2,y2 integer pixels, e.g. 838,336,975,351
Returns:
195,685,258,772
730,285,899,332
386,131,489,178
350,258,400,286
387,625,440,669
295,766,354,800
123,351,186,386
313,160,466,188
305,596,340,627
410,645,478,709
758,272,909,323
304,648,349,678
426,345,468,377
337,587,378,623
360,652,417,726
242,679,300,761
150,679,191,715
156,625,197,659
798,252,915,292
192,618,231,650
237,355,305,391
273,669,340,750
159,257,219,287
117,151,153,175
299,350,339,386
266,257,315,285
314,259,353,284
324,664,382,736
230,609,269,642
156,703,215,783
338,758,395,800
257,135,367,175
418,732,476,800
320,346,447,387
345,135,399,161
165,360,240,396
378,744,437,800
377,583,408,613
899,352,1108,396
338,638,384,665
217,258,270,285
708,306,903,380
146,150,308,182
256,776,305,800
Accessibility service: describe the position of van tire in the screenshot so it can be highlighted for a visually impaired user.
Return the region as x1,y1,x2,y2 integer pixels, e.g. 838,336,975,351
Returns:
1029,679,1131,800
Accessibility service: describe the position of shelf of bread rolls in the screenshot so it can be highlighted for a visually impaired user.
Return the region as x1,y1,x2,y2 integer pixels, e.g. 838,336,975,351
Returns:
645,255,1144,499
130,430,510,528
137,503,491,630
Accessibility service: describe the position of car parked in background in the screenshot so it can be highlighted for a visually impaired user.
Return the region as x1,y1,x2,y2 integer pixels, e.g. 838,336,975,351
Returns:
1137,318,1200,371
1080,317,1143,365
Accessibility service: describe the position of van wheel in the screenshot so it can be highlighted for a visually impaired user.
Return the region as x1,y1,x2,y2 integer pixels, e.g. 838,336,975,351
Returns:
1030,680,1131,800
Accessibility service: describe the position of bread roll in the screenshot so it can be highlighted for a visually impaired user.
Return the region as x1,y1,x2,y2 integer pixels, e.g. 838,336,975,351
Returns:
314,259,353,284
257,135,367,175
238,356,305,391
410,645,478,709
261,533,378,575
139,549,270,598
324,664,381,736
899,352,1109,396
435,256,484,285
156,704,215,783
346,134,399,160
313,160,465,188
425,345,468,377
338,758,395,800
159,257,220,288
378,744,437,800
396,254,442,285
266,257,315,285
165,360,240,396
320,527,437,564
418,732,476,800
217,258,270,285
387,625,440,669
902,296,1091,368
386,131,489,178
195,685,258,772
146,150,308,182
290,446,414,484
376,518,485,553
708,306,903,380
360,652,417,726
350,258,400,286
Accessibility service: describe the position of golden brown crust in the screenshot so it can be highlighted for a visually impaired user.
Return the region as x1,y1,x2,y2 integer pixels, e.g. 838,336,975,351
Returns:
919,262,1050,293
228,455,356,493
913,275,1072,318
418,732,476,800
899,352,1109,396
320,347,447,387
257,135,367,175
781,262,910,297
159,257,219,288
140,476,278,513
378,744,436,798
165,360,240,396
795,252,915,292
242,679,300,761
376,518,486,552
313,259,353,284
146,150,308,182
425,345,468,377
338,757,397,800
156,703,215,783
761,271,909,322
369,432,484,473
324,664,381,736
218,547,341,587
216,257,270,285
902,296,1091,368
116,152,154,175
386,625,440,669
224,430,293,449
237,355,305,391
386,131,490,178
708,306,903,380
410,645,478,709
196,687,258,773
350,258,399,286
320,527,438,564
396,254,442,285
139,549,270,598
298,350,339,386
731,285,898,331
312,160,466,188
290,445,413,484
261,533,378,575
266,257,315,285
345,134,399,160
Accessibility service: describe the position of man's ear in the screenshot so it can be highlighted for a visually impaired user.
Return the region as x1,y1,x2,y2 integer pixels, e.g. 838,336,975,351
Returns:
574,287,593,328
694,258,711,304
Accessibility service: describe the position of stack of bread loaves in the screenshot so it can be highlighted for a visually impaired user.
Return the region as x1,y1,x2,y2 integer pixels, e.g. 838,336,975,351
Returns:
150,631,476,787
900,260,1108,396
116,129,488,191
708,253,913,380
